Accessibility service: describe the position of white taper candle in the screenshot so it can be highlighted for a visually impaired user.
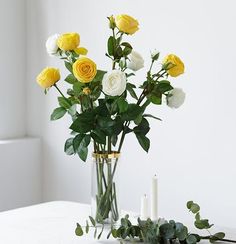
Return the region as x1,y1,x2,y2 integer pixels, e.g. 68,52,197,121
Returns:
140,194,148,220
151,175,158,221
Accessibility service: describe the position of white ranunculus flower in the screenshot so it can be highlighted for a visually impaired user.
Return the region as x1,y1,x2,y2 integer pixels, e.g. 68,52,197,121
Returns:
102,70,127,96
127,50,144,71
46,34,60,56
167,88,186,109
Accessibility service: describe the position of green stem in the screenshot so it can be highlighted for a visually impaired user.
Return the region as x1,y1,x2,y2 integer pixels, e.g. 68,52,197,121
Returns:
200,236,236,243
54,84,67,99
149,60,154,73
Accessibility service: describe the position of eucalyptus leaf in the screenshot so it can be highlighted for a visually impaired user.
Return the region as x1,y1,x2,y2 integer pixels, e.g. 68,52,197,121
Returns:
86,220,89,233
186,234,197,244
89,216,96,227
210,232,225,243
75,223,83,236
159,223,175,239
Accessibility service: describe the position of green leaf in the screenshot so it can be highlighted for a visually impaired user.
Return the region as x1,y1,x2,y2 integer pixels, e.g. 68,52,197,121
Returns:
195,212,201,221
116,46,123,58
91,129,106,144
134,113,143,125
93,70,106,82
86,220,89,233
58,97,72,109
134,118,150,135
143,114,162,121
117,97,128,113
127,83,138,100
73,82,83,95
191,204,200,214
157,80,173,93
126,73,135,78
187,201,193,209
111,134,118,146
107,230,112,239
64,138,75,155
97,224,104,239
194,219,213,229
50,107,66,120
121,42,132,49
65,74,77,84
111,229,117,238
187,201,200,214
97,116,116,128
159,223,175,239
149,94,162,105
94,227,97,238
73,134,85,152
135,134,150,152
75,223,83,236
175,223,188,241
68,104,77,116
210,232,225,243
89,216,96,227
107,36,115,56
121,104,143,121
77,135,91,162
65,61,73,73
70,111,95,133
186,234,198,244
123,46,132,56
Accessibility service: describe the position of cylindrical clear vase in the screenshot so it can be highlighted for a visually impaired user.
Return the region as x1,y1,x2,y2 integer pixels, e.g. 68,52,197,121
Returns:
91,151,120,224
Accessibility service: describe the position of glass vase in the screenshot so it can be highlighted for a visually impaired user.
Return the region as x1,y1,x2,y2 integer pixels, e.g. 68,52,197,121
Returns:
91,151,120,224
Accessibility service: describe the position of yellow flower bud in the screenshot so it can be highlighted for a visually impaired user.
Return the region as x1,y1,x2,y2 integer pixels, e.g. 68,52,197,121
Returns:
57,33,80,51
74,47,88,55
108,15,116,29
163,54,185,77
115,14,139,35
83,87,91,95
73,57,97,83
36,67,60,89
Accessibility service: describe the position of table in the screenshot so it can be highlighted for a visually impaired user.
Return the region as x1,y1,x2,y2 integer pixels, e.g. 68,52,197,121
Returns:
0,201,235,244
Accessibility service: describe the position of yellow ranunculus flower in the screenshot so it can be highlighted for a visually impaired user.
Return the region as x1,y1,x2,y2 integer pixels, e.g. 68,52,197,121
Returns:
115,14,139,35
74,47,88,55
82,87,91,95
163,54,185,77
73,57,97,83
57,33,80,51
36,67,60,89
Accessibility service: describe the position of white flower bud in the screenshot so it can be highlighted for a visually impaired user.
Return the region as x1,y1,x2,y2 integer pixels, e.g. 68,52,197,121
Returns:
127,50,144,71
167,88,185,108
46,34,60,56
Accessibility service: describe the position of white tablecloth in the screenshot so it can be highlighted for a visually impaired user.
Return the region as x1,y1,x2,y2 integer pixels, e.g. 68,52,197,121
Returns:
0,201,235,244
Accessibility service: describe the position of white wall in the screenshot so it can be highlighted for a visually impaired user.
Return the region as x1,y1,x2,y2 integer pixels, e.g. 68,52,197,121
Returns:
27,0,236,228
0,0,26,139
0,0,42,210
0,138,42,210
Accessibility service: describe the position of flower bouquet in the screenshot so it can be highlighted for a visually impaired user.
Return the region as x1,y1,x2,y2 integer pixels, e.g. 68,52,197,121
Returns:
36,14,185,224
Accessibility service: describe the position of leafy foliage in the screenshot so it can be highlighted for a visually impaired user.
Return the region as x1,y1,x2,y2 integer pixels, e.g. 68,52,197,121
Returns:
46,17,177,162
75,201,236,244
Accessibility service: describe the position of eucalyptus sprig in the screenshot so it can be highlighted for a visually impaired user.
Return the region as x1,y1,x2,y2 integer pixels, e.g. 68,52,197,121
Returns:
75,201,236,243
